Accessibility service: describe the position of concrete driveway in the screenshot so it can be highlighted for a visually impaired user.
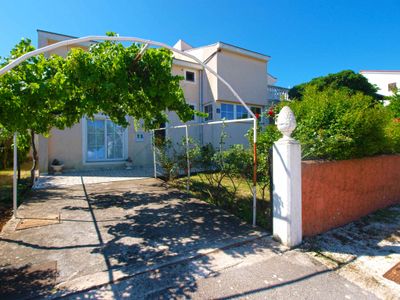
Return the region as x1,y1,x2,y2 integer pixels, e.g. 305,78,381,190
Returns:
0,177,265,299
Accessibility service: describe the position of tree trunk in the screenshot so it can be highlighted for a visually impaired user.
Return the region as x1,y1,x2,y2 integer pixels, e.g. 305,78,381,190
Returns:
30,131,38,187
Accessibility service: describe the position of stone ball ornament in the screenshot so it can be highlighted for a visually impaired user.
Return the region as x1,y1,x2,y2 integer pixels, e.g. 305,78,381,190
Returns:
276,106,297,139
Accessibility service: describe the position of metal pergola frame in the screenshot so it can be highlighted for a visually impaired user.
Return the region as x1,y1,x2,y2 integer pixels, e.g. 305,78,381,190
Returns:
0,35,258,226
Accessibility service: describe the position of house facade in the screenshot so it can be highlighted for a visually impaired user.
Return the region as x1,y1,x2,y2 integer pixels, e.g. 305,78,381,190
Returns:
36,30,287,173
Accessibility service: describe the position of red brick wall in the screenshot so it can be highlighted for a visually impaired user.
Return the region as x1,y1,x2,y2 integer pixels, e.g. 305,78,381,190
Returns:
302,155,400,237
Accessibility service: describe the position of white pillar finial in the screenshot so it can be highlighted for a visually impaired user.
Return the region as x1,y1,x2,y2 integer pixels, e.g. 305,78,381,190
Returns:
276,106,296,140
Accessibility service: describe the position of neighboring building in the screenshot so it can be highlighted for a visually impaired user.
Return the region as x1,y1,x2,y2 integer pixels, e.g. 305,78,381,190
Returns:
36,30,287,173
360,70,400,97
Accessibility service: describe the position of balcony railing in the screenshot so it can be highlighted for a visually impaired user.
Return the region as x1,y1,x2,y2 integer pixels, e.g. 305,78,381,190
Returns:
267,85,289,102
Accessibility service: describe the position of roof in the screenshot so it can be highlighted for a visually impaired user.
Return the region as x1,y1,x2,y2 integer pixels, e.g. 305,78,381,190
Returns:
186,41,270,61
360,70,400,73
37,29,79,39
173,39,193,51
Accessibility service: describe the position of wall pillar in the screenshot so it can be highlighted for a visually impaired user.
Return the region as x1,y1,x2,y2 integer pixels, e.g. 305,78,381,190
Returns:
272,106,302,247
38,135,49,174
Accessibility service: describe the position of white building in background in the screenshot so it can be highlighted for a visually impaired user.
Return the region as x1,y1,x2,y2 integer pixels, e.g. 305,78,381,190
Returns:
360,70,400,97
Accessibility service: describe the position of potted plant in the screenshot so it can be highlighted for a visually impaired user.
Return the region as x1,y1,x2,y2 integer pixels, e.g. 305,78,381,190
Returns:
125,157,133,169
51,159,64,175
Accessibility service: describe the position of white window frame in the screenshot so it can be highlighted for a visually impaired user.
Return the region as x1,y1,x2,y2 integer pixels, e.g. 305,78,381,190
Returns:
82,115,128,164
184,69,196,83
219,103,263,120
236,105,250,119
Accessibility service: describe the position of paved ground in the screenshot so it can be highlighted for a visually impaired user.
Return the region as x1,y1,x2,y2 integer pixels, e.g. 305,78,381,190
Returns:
0,174,385,299
64,237,378,300
33,167,154,189
0,177,265,299
303,205,400,300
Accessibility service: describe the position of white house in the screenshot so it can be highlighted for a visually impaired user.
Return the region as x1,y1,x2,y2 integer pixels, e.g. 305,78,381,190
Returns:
36,30,288,173
360,70,400,97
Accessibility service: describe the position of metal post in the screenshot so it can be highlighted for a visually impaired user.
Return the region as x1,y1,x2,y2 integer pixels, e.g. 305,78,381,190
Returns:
13,132,18,218
252,118,257,227
185,125,190,193
152,130,157,178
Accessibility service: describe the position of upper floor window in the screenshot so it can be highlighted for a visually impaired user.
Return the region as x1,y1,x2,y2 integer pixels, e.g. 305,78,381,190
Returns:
389,82,397,92
185,70,195,83
221,103,234,120
204,104,213,121
236,105,249,119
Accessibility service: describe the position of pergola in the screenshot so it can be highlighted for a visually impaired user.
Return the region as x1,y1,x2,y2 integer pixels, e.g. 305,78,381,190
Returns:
0,36,259,225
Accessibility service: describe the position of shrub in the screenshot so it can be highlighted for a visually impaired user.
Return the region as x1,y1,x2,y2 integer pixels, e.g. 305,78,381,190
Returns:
385,119,400,153
154,138,179,181
259,86,394,161
387,90,400,118
287,86,390,160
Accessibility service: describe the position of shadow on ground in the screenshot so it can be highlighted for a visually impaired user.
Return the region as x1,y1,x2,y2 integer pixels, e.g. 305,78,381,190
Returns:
0,178,271,299
0,262,59,300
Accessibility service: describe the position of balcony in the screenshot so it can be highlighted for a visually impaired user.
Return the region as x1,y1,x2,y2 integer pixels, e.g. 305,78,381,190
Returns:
267,85,289,102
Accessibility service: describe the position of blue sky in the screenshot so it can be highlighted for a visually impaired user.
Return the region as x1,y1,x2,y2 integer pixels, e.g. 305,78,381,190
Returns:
1,0,399,87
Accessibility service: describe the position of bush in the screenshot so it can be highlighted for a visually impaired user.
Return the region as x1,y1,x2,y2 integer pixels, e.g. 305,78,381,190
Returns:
286,86,390,160
259,86,397,161
387,90,400,118
385,119,400,153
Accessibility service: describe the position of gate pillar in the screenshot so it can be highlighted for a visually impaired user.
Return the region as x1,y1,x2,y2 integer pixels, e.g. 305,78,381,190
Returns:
272,106,302,247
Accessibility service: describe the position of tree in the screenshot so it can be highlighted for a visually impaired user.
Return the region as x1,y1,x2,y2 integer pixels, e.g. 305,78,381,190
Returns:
0,35,197,185
289,70,381,101
0,39,75,185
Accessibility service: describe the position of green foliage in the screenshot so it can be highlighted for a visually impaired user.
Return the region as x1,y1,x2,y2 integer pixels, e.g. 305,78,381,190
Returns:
0,36,197,134
63,40,196,129
289,70,380,101
0,36,199,183
287,86,390,160
0,127,30,173
0,39,73,135
385,119,400,153
154,138,179,181
386,89,400,118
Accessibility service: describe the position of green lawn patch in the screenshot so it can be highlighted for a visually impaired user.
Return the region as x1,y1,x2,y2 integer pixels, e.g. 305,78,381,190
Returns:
172,173,272,230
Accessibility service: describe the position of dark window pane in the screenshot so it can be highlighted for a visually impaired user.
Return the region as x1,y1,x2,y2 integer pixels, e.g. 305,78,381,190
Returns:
185,71,195,82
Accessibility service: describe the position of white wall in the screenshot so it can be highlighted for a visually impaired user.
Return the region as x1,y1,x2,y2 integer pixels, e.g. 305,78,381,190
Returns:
361,71,400,96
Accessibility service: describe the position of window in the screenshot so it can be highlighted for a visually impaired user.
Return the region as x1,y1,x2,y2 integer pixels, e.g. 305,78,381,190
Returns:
236,105,249,119
251,106,262,116
185,70,195,82
189,105,196,121
389,82,397,92
87,119,125,161
204,104,213,121
221,103,234,120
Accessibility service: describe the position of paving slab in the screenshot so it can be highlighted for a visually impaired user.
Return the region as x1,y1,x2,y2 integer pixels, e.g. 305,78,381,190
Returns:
33,167,153,189
63,237,377,300
0,177,265,299
303,205,400,300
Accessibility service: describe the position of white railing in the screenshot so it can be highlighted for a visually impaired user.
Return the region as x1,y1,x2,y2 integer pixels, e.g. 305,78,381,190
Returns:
267,85,289,102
